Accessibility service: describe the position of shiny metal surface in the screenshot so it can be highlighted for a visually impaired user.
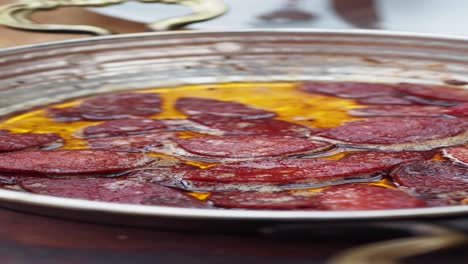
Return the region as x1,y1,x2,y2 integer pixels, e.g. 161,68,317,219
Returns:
0,29,467,227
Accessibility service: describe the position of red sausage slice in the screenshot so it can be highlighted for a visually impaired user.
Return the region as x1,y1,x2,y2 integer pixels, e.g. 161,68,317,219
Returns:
443,79,468,86
80,92,161,120
356,96,414,105
442,145,468,166
445,103,468,117
0,133,62,152
47,107,83,122
181,151,427,191
0,172,27,185
317,117,467,147
425,198,452,207
48,92,161,121
174,135,333,159
175,97,275,119
397,83,468,103
87,132,175,152
0,150,154,175
188,114,317,136
128,162,199,185
391,161,468,198
208,191,316,210
299,81,398,98
348,105,447,117
315,184,427,210
82,119,189,138
20,177,210,208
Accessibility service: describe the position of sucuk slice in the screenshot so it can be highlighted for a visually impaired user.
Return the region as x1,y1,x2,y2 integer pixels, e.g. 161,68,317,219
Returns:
174,135,333,159
47,107,83,122
403,96,459,106
348,105,448,117
208,191,316,210
80,92,161,120
0,149,154,175
391,161,468,198
444,79,468,86
337,150,433,163
2,157,197,186
315,184,427,210
0,172,25,185
397,83,468,103
444,103,468,117
442,145,468,166
316,117,468,150
87,132,175,152
175,97,276,119
20,177,210,208
0,133,62,152
299,81,399,98
128,162,199,185
425,198,452,207
0,175,14,185
356,96,414,105
440,192,468,202
188,114,319,136
180,151,427,191
48,92,161,121
81,119,188,138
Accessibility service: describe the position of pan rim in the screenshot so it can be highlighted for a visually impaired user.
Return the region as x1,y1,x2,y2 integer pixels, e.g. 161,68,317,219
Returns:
0,187,466,220
2,28,468,54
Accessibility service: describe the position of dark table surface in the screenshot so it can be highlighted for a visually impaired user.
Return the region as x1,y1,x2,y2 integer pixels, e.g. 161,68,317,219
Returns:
0,208,467,264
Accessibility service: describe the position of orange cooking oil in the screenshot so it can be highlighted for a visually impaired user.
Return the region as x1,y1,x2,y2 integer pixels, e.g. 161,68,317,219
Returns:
0,82,419,198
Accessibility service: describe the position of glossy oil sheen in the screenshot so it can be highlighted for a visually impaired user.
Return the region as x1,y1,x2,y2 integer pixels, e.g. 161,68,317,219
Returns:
0,82,412,200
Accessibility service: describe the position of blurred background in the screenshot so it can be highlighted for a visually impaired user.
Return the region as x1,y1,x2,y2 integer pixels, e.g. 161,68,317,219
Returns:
92,0,468,35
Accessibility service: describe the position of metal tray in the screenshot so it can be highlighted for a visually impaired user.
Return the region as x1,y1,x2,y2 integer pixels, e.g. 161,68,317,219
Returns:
0,29,467,231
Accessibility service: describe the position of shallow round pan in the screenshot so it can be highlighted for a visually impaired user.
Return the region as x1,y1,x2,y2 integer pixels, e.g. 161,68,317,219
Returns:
0,29,467,230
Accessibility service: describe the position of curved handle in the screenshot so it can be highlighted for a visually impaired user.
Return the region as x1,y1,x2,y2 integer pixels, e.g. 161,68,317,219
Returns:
146,0,228,31
259,218,468,264
0,0,228,35
329,221,467,264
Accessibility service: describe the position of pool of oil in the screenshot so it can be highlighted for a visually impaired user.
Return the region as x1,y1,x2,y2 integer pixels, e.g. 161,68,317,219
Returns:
0,82,419,200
